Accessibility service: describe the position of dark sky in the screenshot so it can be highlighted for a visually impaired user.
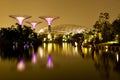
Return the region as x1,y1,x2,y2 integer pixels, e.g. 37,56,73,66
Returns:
0,0,120,32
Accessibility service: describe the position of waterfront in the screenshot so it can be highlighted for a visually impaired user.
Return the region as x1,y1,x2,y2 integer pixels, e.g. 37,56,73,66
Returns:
0,43,120,80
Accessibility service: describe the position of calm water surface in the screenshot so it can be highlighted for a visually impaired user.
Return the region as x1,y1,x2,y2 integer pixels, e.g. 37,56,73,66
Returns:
0,43,120,80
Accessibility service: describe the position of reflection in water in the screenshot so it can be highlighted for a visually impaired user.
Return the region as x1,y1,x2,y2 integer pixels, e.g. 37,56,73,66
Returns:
47,43,53,54
13,42,18,50
80,46,120,79
32,52,37,64
24,42,29,50
0,43,120,80
80,47,93,59
94,51,110,79
38,47,44,58
46,54,53,69
74,42,78,47
81,47,92,55
17,58,25,71
62,43,79,56
74,47,78,55
92,49,120,80
114,52,120,73
62,43,68,55
116,53,119,62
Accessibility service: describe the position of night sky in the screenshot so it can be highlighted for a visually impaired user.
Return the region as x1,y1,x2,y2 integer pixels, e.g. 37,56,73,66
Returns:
0,0,120,32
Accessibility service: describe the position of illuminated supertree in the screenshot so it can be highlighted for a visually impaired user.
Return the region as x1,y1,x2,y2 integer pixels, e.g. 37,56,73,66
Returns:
26,21,42,31
39,16,59,32
9,15,31,26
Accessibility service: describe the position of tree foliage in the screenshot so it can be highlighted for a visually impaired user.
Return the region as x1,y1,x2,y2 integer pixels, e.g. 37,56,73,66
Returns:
93,12,115,42
0,24,42,48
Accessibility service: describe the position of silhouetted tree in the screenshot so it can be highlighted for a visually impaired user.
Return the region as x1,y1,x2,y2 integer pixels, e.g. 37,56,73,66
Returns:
93,12,113,42
112,15,120,41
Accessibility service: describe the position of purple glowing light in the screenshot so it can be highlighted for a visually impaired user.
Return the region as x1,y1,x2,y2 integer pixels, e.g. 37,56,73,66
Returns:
45,18,54,26
9,15,31,25
32,53,37,64
17,59,25,71
46,54,53,68
16,17,25,25
26,21,42,30
39,16,59,32
39,16,59,26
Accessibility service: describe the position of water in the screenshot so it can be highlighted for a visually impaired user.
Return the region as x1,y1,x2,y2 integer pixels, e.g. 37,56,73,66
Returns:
0,43,120,80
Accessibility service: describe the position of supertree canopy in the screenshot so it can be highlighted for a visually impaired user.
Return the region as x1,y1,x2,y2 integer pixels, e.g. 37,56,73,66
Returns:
26,21,42,30
39,16,59,32
9,15,31,26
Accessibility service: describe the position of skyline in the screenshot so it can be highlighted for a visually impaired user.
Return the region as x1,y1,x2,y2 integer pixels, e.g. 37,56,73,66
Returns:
0,0,120,32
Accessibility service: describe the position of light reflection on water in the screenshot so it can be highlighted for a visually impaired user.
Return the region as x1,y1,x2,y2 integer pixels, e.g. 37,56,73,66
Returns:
38,47,44,58
31,52,37,64
46,54,54,69
17,58,25,71
0,43,120,80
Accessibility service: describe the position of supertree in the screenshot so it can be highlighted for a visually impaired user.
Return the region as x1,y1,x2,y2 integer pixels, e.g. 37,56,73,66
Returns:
26,21,42,31
9,15,31,26
39,16,59,32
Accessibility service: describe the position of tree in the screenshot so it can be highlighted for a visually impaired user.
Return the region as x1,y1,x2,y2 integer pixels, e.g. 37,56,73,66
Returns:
93,12,113,42
112,15,120,41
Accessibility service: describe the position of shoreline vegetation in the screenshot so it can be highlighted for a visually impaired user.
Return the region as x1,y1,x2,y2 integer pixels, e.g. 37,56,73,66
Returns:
0,24,42,60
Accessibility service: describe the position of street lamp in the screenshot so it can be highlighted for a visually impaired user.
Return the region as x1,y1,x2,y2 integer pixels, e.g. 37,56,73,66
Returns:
9,15,31,26
26,21,42,31
39,16,59,32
